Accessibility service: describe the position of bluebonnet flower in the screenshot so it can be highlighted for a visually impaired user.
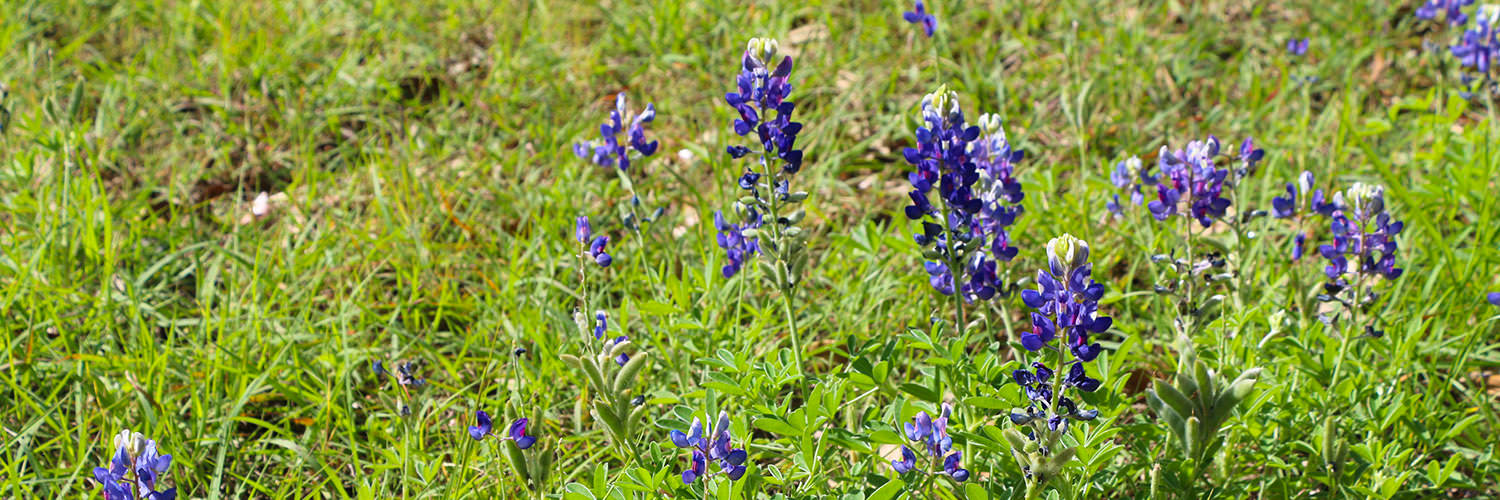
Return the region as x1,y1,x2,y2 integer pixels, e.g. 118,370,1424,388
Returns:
593,311,607,339
905,87,1023,302
1010,236,1107,431
1286,38,1309,56
891,404,969,482
1418,0,1476,25
94,430,176,500
396,361,426,387
469,411,537,449
670,412,749,483
576,216,613,267
1451,6,1498,73
1488,291,1500,306
1107,155,1154,215
972,113,1026,262
1003,236,1107,494
714,209,762,278
1147,137,1232,227
1317,183,1404,283
717,38,810,288
903,0,938,37
1293,233,1308,262
724,39,803,175
573,93,658,171
1019,235,1112,356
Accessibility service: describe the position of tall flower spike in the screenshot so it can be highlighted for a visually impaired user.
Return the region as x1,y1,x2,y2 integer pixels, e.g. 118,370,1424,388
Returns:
904,87,1022,303
716,37,806,284
1005,236,1109,497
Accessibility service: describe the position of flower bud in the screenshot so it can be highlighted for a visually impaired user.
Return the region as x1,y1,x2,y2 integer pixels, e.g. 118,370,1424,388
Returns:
1046,234,1089,273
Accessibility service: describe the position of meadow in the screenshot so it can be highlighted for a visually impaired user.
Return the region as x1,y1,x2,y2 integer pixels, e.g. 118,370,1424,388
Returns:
1,0,1499,498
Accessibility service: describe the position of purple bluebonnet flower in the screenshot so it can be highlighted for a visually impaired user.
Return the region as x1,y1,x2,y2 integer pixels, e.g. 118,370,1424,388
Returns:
903,0,938,37
1488,291,1500,306
713,209,762,278
575,216,613,267
1292,233,1307,261
1003,236,1106,493
892,404,969,482
593,312,607,339
1107,155,1154,215
1451,6,1498,73
1147,137,1233,227
972,113,1026,262
717,38,809,284
1286,38,1309,56
725,39,803,175
1418,0,1476,25
94,430,176,500
575,216,613,266
574,93,658,171
904,87,1022,302
1019,235,1111,355
670,412,749,484
1317,183,1404,283
469,411,537,449
576,216,592,244
1010,235,1107,432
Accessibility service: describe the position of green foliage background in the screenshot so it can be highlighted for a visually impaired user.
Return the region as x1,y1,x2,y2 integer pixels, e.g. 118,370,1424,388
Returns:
0,0,1497,498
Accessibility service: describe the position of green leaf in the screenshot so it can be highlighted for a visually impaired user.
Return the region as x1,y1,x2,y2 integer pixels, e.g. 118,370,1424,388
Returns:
868,479,905,500
899,383,940,403
963,396,1010,410
753,416,801,437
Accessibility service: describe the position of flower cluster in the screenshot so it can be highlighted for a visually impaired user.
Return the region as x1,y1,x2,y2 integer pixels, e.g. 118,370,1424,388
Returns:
573,93,658,171
713,208,763,278
1149,138,1230,226
576,216,613,267
903,1,937,37
1418,0,1477,26
1317,183,1404,285
1018,235,1111,357
1003,235,1108,494
1451,5,1498,73
716,37,811,287
93,430,176,500
725,38,803,174
1112,136,1266,227
670,412,749,484
890,403,969,482
469,411,537,449
904,87,1023,301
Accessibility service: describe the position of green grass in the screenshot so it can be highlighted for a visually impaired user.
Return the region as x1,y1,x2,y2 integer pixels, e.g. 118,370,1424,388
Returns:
1,0,1498,498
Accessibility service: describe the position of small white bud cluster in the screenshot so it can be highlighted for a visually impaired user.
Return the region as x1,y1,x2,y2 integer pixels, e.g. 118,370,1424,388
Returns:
746,38,779,63
1046,234,1090,272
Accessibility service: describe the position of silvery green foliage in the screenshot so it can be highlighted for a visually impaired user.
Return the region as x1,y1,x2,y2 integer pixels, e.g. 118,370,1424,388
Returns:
561,311,652,452
1145,344,1261,470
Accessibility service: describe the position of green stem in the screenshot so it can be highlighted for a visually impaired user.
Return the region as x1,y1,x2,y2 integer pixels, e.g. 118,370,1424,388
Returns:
780,287,805,368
